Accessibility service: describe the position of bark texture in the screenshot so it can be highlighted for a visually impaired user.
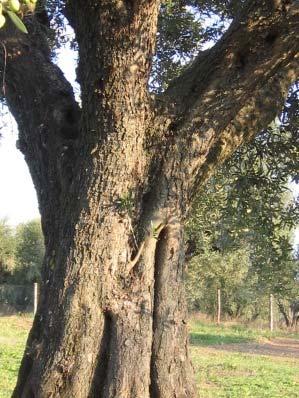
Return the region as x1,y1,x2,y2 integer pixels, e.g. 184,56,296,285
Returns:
0,0,298,397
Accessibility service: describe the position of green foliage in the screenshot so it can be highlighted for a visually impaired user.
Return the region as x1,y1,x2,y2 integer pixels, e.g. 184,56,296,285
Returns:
186,107,299,319
152,1,204,91
0,0,38,33
186,174,298,319
151,1,248,91
6,9,27,33
0,219,44,285
0,284,33,311
0,220,15,283
186,248,262,319
14,219,44,283
116,191,134,215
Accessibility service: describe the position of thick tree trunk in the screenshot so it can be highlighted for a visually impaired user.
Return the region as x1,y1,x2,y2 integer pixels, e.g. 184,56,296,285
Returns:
1,0,298,397
7,4,195,396
12,188,194,397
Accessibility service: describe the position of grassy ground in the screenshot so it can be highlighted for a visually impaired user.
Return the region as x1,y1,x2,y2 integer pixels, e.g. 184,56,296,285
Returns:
190,319,299,397
0,315,299,397
191,346,299,398
189,318,299,346
0,316,32,398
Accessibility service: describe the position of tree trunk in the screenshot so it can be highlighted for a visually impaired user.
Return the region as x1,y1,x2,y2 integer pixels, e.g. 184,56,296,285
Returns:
277,299,290,328
13,184,194,397
290,301,299,328
1,1,298,397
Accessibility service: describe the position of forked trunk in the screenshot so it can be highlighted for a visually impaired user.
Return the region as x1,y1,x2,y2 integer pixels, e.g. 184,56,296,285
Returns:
2,1,298,397
10,4,194,395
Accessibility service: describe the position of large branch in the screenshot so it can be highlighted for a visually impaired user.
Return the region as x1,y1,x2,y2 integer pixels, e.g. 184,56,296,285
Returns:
0,15,80,231
65,0,160,125
158,0,299,200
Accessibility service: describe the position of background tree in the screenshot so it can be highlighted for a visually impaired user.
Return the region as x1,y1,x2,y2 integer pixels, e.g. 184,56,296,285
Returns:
0,1,298,397
186,247,254,318
0,219,15,283
0,219,44,313
14,219,44,283
186,109,299,322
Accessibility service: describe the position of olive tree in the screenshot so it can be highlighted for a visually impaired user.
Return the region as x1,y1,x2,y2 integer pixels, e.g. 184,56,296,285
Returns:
0,1,298,397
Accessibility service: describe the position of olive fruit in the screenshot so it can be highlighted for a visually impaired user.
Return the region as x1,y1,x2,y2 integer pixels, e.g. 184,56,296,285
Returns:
0,14,6,28
9,0,21,12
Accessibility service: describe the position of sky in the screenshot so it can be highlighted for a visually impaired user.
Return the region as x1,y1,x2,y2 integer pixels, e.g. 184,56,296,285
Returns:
0,117,39,225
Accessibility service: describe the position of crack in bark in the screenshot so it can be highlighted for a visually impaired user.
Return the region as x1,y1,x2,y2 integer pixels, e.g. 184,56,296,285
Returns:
88,312,114,398
149,227,167,398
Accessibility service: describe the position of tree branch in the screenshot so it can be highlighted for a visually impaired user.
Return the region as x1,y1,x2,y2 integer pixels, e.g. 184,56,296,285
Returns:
156,0,299,200
165,1,299,115
0,16,80,229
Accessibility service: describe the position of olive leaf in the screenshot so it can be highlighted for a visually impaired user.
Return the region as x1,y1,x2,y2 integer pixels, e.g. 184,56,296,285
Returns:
6,10,28,34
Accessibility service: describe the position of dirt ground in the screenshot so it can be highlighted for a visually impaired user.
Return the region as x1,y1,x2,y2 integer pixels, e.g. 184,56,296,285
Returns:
213,338,299,358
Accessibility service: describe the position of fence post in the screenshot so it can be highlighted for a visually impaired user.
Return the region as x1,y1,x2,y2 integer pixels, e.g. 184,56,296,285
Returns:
34,283,39,315
269,293,274,332
217,288,221,324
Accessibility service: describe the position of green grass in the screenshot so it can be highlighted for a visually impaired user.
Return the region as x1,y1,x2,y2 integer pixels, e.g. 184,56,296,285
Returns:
0,316,32,398
190,320,256,346
1,315,299,397
190,318,299,397
189,318,299,346
191,346,299,398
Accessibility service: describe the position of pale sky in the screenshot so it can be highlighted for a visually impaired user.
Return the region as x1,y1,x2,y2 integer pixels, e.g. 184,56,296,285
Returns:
0,118,39,225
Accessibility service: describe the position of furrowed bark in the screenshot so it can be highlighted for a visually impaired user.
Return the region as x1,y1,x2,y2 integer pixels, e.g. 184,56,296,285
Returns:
0,17,86,396
1,0,298,397
150,221,195,398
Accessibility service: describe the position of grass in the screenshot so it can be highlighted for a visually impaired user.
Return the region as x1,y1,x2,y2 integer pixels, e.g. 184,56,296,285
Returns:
0,315,299,397
191,346,299,398
190,318,299,397
189,318,299,346
0,316,32,398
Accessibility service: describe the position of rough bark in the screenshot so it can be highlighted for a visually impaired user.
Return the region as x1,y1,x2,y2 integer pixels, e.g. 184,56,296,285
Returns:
0,0,298,397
